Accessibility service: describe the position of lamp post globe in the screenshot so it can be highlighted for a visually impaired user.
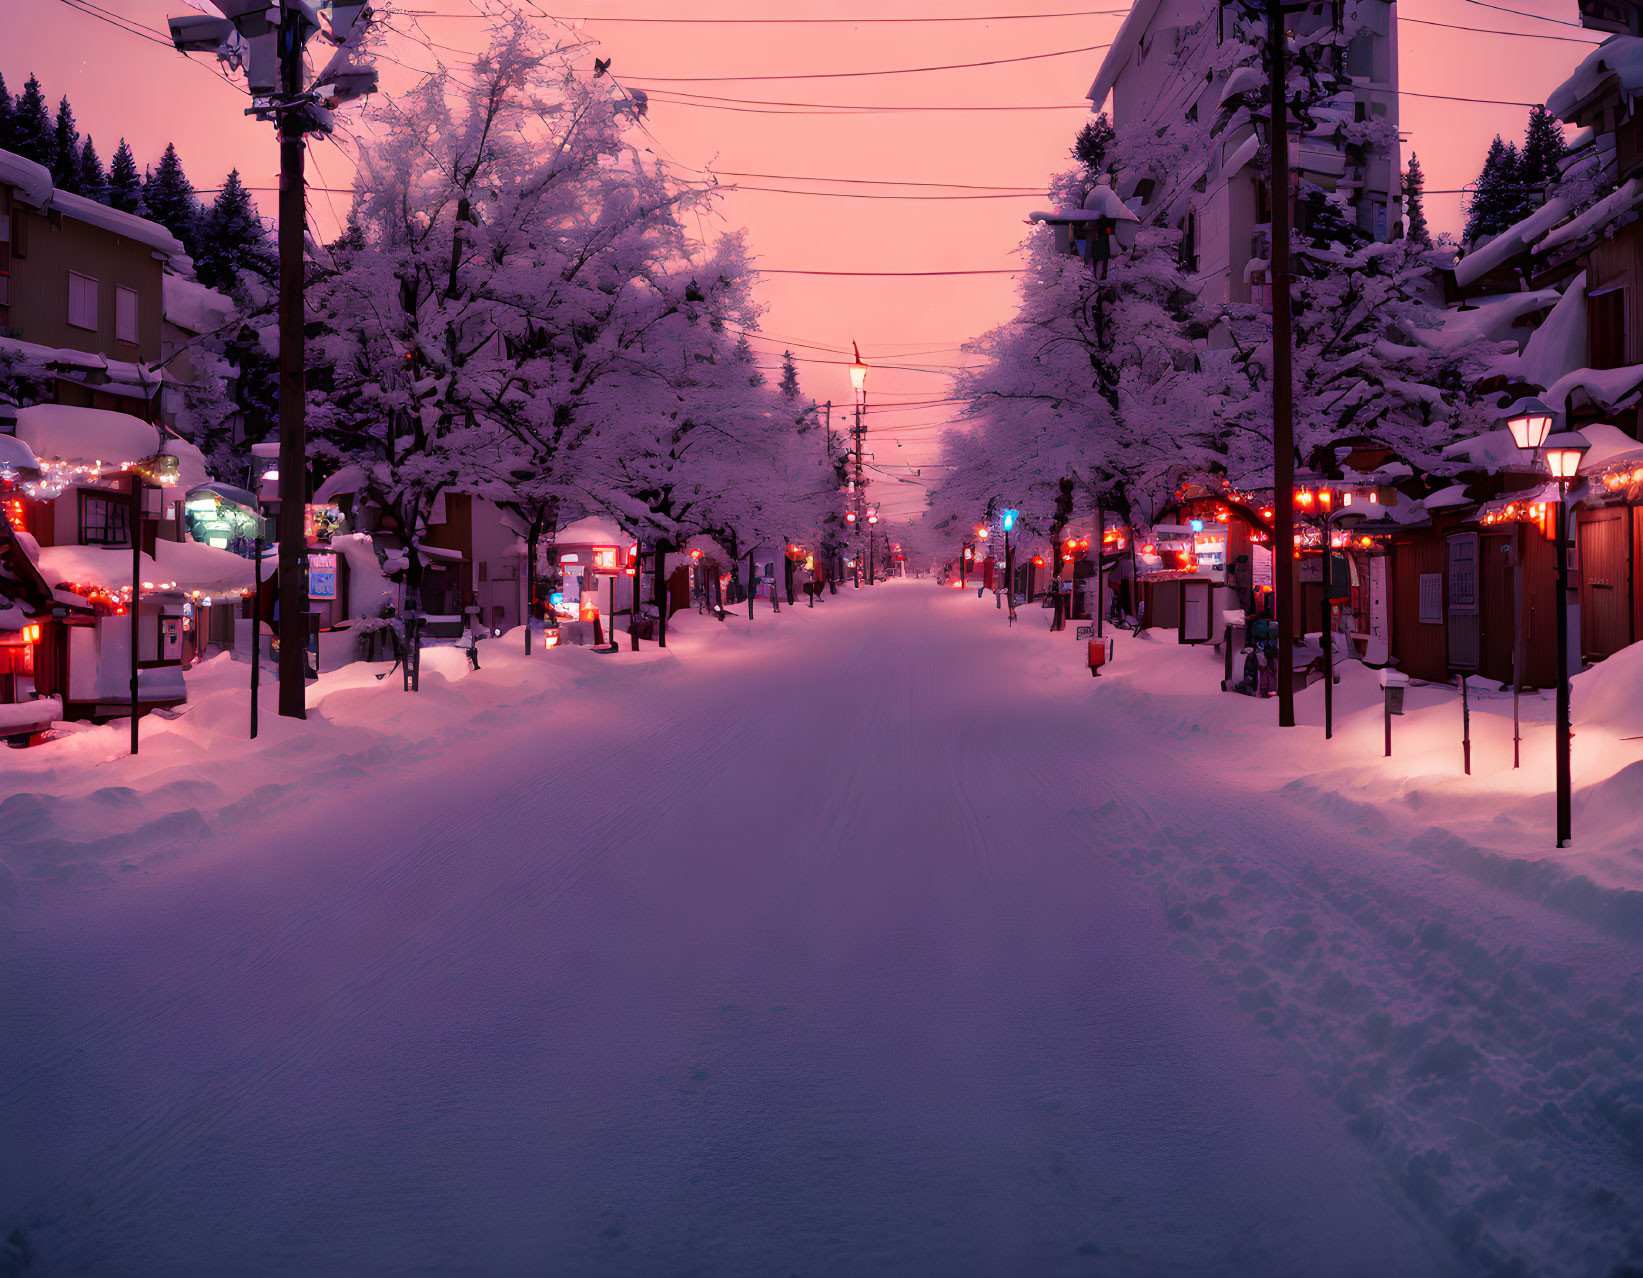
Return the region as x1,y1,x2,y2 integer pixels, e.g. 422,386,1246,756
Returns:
1503,396,1555,454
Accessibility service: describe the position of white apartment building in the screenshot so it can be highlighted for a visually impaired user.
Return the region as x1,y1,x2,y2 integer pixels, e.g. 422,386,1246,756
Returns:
1087,0,1401,305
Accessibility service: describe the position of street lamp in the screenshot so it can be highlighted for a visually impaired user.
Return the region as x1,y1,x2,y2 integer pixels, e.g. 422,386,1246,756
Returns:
1508,412,1590,848
850,344,867,586
1001,509,1019,623
1504,396,1555,452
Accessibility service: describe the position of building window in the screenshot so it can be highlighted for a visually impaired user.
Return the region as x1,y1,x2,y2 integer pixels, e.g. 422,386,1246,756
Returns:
1589,287,1626,369
79,491,132,546
68,271,99,331
116,286,140,344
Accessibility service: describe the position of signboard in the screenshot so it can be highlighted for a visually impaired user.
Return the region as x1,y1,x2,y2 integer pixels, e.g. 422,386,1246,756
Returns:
305,503,344,545
1192,532,1227,578
307,552,338,600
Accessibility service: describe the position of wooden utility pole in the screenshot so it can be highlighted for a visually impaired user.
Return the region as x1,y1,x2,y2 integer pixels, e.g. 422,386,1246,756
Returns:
276,10,310,720
1267,0,1298,728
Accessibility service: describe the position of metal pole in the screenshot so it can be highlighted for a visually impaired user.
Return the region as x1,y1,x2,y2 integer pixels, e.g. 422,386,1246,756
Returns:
251,531,262,739
1268,0,1297,729
1005,529,1015,624
1460,672,1472,776
1096,500,1105,638
1512,523,1524,768
130,474,142,755
276,13,309,720
1555,491,1573,846
1323,591,1333,739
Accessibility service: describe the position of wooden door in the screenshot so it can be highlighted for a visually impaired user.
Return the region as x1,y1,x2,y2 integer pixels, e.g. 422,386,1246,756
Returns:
1478,532,1516,685
1578,508,1630,660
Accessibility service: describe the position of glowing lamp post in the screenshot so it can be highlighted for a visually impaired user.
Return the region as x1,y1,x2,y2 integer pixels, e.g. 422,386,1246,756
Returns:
1001,509,1019,622
1506,399,1589,847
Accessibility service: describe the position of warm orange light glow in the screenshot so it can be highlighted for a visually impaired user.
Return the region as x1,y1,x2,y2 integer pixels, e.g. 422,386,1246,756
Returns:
974,525,988,539
1031,555,1044,567
1141,543,1155,555
22,624,41,643
689,548,702,560
1261,508,1274,520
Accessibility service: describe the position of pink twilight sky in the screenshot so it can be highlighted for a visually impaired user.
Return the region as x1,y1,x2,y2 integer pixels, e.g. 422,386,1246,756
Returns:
8,0,1593,517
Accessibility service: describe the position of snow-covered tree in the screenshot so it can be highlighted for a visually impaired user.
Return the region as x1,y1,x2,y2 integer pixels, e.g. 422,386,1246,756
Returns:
1403,152,1429,246
77,135,107,205
0,75,14,155
1519,105,1566,200
9,76,52,168
309,19,775,643
142,143,200,258
108,140,142,214
1465,135,1523,244
194,170,275,293
777,350,801,400
50,95,79,193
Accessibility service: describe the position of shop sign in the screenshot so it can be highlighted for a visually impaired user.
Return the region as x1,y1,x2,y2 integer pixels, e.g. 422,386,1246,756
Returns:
305,503,344,545
308,552,338,600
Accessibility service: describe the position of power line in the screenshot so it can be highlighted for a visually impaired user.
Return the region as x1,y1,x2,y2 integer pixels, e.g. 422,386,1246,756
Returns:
720,184,1043,201
523,7,1131,21
1400,15,1600,42
1459,0,1587,28
760,268,1022,277
644,90,1093,114
626,42,1111,82
704,168,1043,192
1400,88,1540,107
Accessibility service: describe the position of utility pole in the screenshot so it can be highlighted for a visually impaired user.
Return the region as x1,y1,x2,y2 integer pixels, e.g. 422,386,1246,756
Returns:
169,2,375,721
275,8,308,719
129,471,142,755
1265,0,1298,727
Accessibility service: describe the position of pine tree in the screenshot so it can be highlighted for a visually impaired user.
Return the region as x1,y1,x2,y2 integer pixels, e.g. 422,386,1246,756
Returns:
0,74,15,154
1403,151,1430,246
778,350,801,400
1073,113,1117,174
141,143,200,256
10,76,53,168
77,135,107,204
194,169,275,291
50,95,80,192
107,139,142,213
1464,135,1522,243
1520,104,1566,198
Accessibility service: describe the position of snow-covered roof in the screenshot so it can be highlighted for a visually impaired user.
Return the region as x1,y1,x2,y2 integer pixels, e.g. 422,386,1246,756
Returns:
162,275,236,335
313,465,368,503
0,335,170,394
1499,273,1586,392
187,480,261,510
1441,428,1542,474
1428,288,1560,356
0,149,53,207
1087,0,1166,108
1547,364,1643,412
1546,35,1643,122
1577,421,1643,472
556,516,626,544
1423,483,1475,511
1217,66,1263,108
37,539,255,595
14,404,161,465
1222,134,1261,182
51,189,186,265
1538,178,1643,257
1454,197,1574,288
161,436,212,492
0,433,41,474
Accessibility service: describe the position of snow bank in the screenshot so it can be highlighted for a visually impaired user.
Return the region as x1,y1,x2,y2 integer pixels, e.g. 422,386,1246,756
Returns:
0,697,59,732
14,404,161,465
1503,272,1585,392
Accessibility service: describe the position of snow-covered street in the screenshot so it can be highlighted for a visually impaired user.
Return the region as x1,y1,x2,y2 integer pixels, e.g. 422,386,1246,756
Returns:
4,582,1639,1276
